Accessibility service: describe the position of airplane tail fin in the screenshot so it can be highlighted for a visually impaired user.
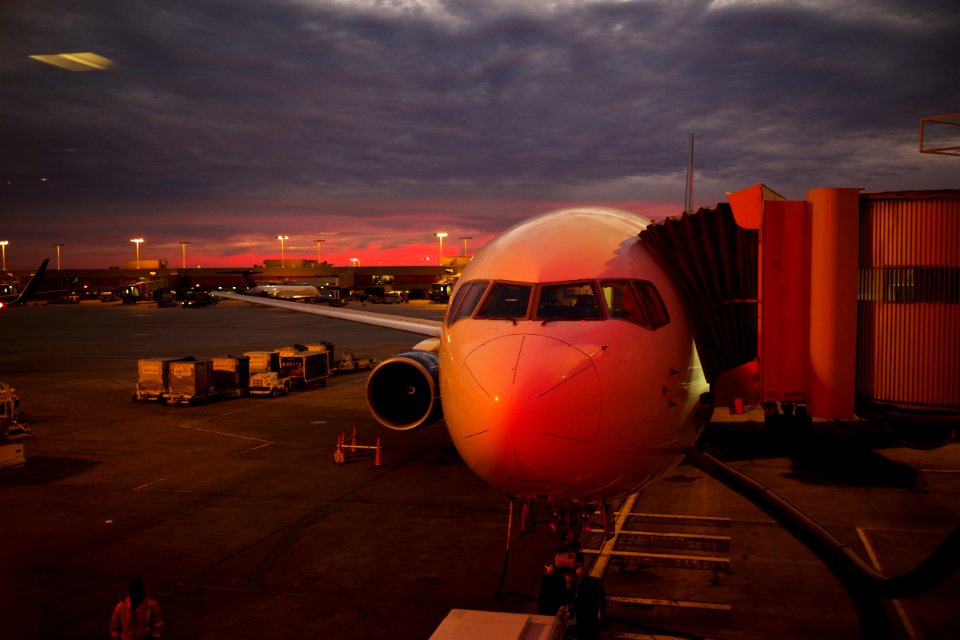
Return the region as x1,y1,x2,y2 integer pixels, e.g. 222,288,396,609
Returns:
6,259,50,307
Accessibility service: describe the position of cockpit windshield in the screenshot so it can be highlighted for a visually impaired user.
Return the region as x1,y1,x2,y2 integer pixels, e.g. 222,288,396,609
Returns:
475,282,532,319
445,278,669,329
536,282,602,319
446,280,488,325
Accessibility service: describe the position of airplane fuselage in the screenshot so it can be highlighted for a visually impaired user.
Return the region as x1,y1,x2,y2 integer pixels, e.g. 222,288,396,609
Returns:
439,207,710,502
247,283,321,300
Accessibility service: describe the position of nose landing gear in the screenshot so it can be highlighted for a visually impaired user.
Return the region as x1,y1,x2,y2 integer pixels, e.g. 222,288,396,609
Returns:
495,498,609,639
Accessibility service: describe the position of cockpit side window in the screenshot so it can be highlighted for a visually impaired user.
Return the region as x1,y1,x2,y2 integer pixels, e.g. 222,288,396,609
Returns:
476,282,532,319
445,280,489,325
633,280,670,329
536,282,603,319
600,280,670,330
601,281,642,322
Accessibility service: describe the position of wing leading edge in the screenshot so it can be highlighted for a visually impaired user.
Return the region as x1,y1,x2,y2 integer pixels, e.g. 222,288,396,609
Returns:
211,292,442,337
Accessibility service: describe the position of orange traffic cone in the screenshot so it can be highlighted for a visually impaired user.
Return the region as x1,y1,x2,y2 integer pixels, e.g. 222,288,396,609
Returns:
333,434,345,464
912,459,928,493
374,437,382,467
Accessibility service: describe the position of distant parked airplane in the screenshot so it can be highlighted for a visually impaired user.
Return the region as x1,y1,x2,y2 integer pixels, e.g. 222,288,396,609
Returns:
0,259,49,309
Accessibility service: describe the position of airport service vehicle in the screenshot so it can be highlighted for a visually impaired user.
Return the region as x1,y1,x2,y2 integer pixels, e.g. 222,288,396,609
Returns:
181,291,218,308
244,350,290,397
0,383,20,421
0,383,29,469
429,609,561,640
248,371,291,397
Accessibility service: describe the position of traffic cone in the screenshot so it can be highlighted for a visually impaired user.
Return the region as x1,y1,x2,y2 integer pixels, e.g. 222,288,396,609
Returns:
350,426,358,454
374,437,382,467
912,459,928,493
333,434,345,464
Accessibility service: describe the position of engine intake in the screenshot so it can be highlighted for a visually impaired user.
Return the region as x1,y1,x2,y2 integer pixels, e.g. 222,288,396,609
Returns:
365,349,442,431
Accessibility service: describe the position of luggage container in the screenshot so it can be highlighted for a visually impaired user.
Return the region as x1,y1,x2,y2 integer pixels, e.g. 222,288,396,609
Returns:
334,352,375,372
165,359,216,405
279,350,331,388
134,357,192,402
304,341,335,362
212,355,250,397
244,351,280,374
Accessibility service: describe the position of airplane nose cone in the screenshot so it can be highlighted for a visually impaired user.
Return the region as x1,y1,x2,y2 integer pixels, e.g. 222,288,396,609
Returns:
455,334,602,494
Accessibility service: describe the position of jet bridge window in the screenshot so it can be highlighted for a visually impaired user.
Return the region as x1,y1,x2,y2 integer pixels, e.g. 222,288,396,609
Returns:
601,280,670,330
536,282,603,319
476,282,532,319
445,280,489,325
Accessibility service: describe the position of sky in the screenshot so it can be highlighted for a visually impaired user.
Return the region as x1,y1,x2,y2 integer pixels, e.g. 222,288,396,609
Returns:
1,0,958,270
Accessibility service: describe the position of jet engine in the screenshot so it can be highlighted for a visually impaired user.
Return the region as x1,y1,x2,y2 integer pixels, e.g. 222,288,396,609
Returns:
365,349,442,431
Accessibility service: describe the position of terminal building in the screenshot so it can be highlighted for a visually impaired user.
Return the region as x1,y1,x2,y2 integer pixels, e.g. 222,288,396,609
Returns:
4,256,472,303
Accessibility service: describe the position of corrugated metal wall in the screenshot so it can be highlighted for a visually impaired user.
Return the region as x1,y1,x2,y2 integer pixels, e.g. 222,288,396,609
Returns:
857,191,960,414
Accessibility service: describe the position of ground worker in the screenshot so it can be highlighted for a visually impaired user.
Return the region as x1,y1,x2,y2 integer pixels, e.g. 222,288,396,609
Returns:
110,579,164,640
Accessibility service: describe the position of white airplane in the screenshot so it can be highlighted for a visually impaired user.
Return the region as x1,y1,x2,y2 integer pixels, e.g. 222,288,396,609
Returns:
215,206,712,536
244,281,322,301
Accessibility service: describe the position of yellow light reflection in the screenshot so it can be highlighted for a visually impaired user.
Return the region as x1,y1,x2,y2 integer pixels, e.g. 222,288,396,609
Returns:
29,52,114,72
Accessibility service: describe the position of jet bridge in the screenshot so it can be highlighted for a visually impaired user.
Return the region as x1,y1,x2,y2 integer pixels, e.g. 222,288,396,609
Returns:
640,185,960,442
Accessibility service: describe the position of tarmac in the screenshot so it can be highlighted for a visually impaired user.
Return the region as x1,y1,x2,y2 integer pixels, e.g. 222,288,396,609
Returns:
0,299,957,639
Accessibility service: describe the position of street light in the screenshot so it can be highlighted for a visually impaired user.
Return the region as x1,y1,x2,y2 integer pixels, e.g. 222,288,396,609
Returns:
55,243,64,270
276,235,289,268
435,232,448,261
459,236,472,256
0,240,8,271
179,241,190,269
350,257,360,268
314,239,326,265
130,238,144,269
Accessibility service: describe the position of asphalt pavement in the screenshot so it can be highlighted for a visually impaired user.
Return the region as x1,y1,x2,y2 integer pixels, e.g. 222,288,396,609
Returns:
1,299,957,639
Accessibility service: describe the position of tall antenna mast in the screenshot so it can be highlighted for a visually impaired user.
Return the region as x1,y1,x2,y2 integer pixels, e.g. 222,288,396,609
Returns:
684,131,695,212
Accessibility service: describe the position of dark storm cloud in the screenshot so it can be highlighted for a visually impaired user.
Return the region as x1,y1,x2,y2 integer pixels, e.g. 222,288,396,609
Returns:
1,0,958,265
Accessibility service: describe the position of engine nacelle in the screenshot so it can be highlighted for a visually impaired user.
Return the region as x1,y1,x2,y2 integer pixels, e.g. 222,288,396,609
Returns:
365,349,442,431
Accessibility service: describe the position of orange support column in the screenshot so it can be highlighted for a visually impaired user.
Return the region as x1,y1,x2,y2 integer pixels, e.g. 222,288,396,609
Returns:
806,188,860,419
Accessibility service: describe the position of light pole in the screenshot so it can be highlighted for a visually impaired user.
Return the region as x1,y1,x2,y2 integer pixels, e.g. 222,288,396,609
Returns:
179,241,190,269
435,232,448,262
350,257,360,268
314,239,326,265
130,238,144,269
459,236,472,256
0,240,8,271
55,243,63,270
276,235,288,268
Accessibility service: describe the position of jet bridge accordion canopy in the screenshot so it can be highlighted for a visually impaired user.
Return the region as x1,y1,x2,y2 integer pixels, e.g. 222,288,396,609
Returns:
638,204,759,384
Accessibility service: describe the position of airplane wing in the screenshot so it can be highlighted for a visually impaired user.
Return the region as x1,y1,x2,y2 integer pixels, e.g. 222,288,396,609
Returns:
211,292,442,337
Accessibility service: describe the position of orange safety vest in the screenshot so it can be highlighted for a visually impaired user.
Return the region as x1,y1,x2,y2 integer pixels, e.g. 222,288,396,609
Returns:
110,595,164,640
